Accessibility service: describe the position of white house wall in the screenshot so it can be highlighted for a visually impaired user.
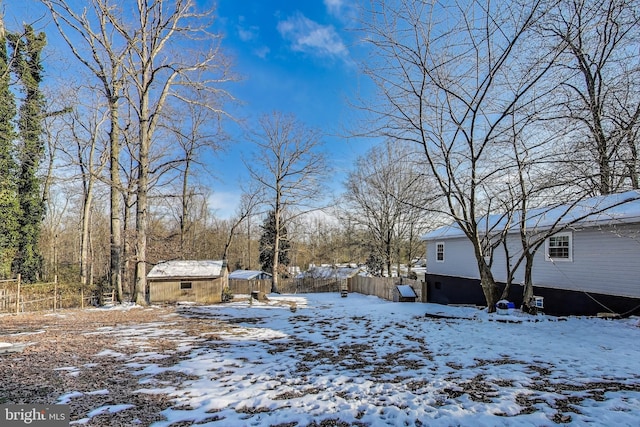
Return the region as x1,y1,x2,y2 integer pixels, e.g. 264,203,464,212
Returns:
527,225,640,298
426,237,479,279
427,224,640,299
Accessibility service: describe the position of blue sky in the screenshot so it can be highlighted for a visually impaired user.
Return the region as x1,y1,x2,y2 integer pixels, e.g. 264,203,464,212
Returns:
4,0,375,219
211,0,374,217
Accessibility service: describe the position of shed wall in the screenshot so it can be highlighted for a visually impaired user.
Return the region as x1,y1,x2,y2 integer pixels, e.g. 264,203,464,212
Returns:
228,279,272,295
148,277,225,303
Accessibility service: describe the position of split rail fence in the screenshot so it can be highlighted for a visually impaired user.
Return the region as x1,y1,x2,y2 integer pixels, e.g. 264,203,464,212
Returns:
0,275,100,315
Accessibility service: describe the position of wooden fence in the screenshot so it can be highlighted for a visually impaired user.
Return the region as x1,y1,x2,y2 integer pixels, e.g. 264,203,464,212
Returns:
350,275,425,302
228,279,272,295
0,276,97,314
228,277,346,295
228,275,426,303
1,273,426,314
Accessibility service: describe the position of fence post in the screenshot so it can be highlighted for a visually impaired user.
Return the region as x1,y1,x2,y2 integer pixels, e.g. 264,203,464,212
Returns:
15,274,21,315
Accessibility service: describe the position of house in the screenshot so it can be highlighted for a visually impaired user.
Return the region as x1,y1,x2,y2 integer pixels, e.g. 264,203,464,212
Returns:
422,191,640,316
147,260,228,304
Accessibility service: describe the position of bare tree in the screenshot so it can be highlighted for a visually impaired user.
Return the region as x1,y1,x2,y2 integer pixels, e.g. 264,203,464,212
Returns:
547,0,640,195
44,0,131,302
221,187,263,263
160,89,227,258
343,140,435,277
492,110,639,312
45,0,236,304
360,0,559,310
245,112,329,292
121,0,236,304
61,90,109,288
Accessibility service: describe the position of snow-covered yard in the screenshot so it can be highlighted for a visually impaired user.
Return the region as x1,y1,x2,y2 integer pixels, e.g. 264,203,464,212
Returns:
3,293,640,426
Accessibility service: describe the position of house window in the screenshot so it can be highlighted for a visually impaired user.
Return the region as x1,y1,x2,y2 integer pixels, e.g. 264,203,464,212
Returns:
436,242,445,262
546,232,572,262
180,281,192,290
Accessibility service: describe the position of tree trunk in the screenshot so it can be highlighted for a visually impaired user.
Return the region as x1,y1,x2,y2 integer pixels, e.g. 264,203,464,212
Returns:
133,68,150,305
80,190,93,288
134,142,149,305
180,157,190,259
271,206,280,294
478,259,499,313
521,253,536,313
109,98,123,302
134,113,150,305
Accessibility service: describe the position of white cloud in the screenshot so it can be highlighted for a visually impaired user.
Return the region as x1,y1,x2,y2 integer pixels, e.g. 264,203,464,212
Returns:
324,0,344,17
208,191,241,219
277,12,348,59
237,25,259,42
235,17,270,59
253,46,271,59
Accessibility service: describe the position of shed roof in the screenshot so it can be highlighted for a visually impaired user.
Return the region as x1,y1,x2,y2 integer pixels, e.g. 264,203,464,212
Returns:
422,190,640,241
228,270,272,280
396,285,418,298
147,260,226,279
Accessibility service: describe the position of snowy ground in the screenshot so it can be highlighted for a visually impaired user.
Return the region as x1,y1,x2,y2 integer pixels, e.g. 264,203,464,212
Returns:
60,293,640,426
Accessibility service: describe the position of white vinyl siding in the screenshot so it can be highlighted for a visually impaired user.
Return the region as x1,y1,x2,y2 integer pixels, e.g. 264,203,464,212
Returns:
427,238,478,278
426,224,640,298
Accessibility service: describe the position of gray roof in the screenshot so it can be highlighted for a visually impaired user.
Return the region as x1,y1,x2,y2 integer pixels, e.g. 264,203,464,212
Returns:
228,270,272,280
147,260,226,279
396,285,418,298
422,190,640,241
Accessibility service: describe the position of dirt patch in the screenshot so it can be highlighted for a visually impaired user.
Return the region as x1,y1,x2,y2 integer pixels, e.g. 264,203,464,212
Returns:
0,307,179,425
1,304,639,426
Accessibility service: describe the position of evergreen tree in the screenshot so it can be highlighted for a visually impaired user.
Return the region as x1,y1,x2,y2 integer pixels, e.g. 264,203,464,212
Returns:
365,252,384,277
258,210,290,275
0,16,19,278
8,25,46,282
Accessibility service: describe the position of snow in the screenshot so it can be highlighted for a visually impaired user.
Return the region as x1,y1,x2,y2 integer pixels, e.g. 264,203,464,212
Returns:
59,293,640,426
296,265,363,279
228,269,271,280
396,284,418,298
147,260,225,278
423,190,640,240
73,404,136,425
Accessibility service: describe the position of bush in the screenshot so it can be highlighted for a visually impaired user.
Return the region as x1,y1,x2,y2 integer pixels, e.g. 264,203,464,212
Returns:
222,286,234,302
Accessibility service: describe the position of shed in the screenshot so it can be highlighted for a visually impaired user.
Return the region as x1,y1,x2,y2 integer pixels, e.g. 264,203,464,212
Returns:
229,270,272,280
394,284,418,302
228,269,273,295
147,260,228,304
